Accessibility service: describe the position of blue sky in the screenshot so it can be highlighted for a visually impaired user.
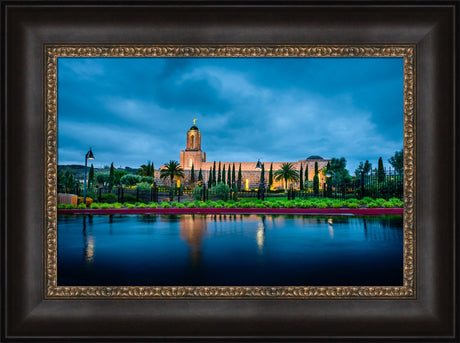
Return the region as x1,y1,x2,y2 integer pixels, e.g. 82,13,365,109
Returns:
57,57,403,173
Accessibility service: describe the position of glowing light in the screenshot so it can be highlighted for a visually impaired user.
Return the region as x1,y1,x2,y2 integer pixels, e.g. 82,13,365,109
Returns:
245,179,249,190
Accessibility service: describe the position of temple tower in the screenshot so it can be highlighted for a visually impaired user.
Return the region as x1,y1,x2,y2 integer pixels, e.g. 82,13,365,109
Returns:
180,119,207,170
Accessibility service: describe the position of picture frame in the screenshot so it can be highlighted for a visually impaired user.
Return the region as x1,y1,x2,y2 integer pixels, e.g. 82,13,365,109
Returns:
2,1,457,341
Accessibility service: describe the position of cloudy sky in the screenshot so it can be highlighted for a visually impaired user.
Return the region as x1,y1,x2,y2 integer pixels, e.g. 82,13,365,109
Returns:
57,56,403,173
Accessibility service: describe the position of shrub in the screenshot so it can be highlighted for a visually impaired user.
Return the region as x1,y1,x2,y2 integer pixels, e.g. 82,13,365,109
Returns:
332,201,344,208
127,204,136,209
317,202,327,209
77,203,86,209
58,204,67,209
161,202,171,209
255,203,265,208
366,201,379,208
375,198,387,205
99,203,111,209
176,203,185,208
138,203,147,208
347,202,359,209
101,193,117,203
382,201,397,208
285,201,296,208
227,204,236,208
113,202,123,209
135,182,152,191
90,203,100,209
211,182,230,201
359,197,373,205
214,204,223,208
186,202,196,208
121,194,137,203
65,204,76,209
147,202,157,208
192,186,203,201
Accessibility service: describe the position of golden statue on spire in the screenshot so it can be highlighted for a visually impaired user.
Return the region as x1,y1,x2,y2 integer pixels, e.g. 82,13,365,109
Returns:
193,118,197,126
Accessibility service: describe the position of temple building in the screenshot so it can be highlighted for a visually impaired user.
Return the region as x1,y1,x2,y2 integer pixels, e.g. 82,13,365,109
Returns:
178,121,330,190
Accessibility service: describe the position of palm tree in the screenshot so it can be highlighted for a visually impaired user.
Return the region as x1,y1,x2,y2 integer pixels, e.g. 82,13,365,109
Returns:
274,162,300,190
160,160,184,187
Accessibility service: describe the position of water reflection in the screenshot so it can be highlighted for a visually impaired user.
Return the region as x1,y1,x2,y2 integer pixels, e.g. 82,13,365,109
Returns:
179,215,207,268
58,214,404,286
256,217,266,253
82,216,95,263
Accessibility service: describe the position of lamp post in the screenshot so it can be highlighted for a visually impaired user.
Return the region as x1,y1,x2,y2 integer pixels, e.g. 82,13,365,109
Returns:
326,170,337,199
255,159,265,201
83,148,95,206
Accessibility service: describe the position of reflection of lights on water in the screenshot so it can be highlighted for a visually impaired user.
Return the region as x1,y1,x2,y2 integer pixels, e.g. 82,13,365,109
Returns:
257,222,265,251
85,236,95,263
328,218,334,238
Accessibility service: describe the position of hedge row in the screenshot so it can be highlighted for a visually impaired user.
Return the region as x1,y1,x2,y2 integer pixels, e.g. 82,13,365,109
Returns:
58,197,403,210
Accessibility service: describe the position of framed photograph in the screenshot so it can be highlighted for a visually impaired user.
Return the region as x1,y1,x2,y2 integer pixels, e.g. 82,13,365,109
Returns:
2,1,457,341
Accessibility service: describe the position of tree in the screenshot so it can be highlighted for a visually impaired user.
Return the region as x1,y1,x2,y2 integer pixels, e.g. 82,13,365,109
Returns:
237,164,242,190
190,163,195,186
96,173,111,188
88,164,94,189
232,163,236,186
198,168,203,183
377,157,385,183
213,161,217,186
268,163,273,190
217,161,222,183
208,167,213,188
388,149,403,175
222,164,226,184
137,161,155,177
299,164,304,190
274,162,300,190
305,163,308,184
120,174,141,186
355,160,372,176
227,164,231,186
113,169,128,186
160,160,185,187
328,157,352,184
313,162,319,195
64,169,75,193
109,162,115,188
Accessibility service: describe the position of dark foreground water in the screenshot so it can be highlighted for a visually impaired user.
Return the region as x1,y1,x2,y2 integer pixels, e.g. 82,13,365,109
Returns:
57,214,403,286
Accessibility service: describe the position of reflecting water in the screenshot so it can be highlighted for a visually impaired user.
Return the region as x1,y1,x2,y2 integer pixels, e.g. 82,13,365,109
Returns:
57,214,403,286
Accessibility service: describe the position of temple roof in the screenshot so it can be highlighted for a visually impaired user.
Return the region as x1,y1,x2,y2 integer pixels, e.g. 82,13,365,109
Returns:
190,125,199,130
306,155,324,160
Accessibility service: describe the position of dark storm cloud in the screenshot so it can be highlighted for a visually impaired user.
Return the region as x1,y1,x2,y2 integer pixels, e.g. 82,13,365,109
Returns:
57,57,403,172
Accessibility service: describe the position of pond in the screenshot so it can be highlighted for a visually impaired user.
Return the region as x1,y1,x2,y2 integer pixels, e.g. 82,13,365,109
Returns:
57,214,403,286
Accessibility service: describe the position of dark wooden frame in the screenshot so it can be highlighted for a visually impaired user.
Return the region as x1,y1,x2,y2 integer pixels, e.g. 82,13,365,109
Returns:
1,1,457,341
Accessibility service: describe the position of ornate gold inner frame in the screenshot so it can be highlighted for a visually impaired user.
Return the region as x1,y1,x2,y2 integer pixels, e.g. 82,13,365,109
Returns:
45,45,416,299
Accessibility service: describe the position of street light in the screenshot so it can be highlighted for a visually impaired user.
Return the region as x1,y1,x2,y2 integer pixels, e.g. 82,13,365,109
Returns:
255,159,265,201
326,170,337,198
83,148,95,206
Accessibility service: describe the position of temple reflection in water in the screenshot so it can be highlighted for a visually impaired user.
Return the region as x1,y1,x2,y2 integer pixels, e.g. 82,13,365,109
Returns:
179,215,208,268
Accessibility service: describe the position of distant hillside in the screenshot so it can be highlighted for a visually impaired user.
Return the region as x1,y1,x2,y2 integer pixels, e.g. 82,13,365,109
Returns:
58,165,138,179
